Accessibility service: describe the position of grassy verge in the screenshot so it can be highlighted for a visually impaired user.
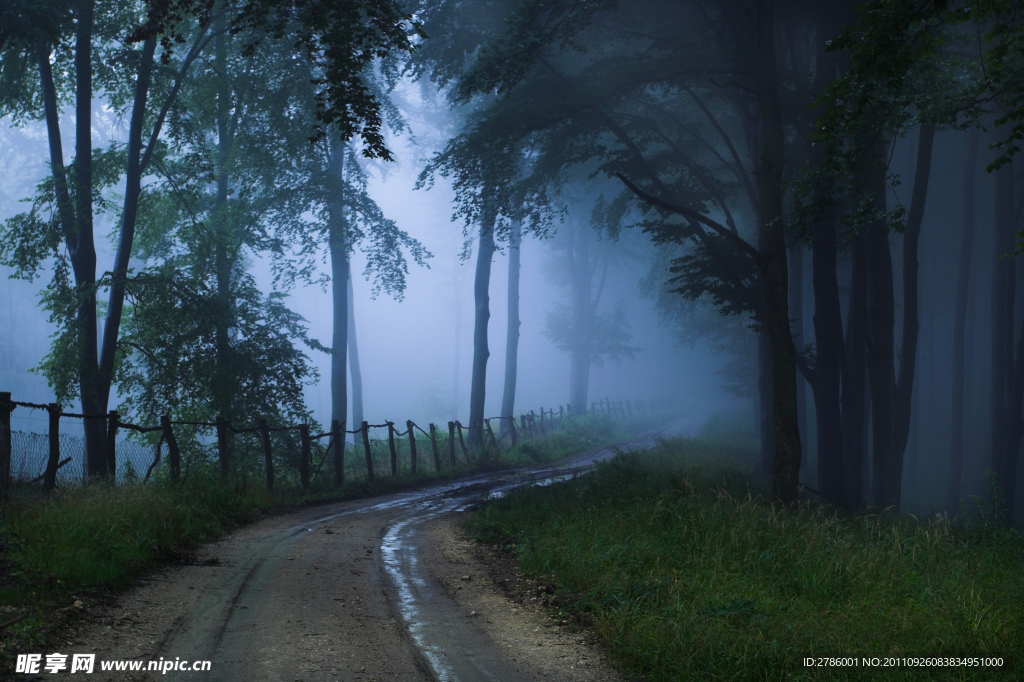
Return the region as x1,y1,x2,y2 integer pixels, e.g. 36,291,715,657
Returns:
0,412,654,659
468,433,1024,681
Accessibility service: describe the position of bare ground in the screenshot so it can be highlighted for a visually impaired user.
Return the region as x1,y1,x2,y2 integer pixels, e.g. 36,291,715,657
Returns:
22,498,622,681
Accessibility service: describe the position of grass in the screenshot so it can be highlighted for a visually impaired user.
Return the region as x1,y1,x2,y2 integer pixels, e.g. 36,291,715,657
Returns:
0,411,654,661
467,431,1024,681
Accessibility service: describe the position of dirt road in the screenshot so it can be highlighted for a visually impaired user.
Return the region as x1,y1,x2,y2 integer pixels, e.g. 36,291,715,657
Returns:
38,424,687,681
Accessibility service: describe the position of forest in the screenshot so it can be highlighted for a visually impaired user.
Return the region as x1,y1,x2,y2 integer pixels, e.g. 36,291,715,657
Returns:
2,0,1024,678
2,0,1022,517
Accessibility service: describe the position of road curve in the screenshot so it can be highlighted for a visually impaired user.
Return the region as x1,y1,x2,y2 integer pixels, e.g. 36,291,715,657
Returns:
51,420,690,682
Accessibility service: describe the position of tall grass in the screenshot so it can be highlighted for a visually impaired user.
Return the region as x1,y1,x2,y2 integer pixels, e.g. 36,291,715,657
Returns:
1,470,270,604
469,437,1024,680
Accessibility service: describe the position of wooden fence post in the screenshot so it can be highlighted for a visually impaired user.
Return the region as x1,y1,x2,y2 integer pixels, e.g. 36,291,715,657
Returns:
162,416,181,484
105,410,119,482
362,421,374,482
407,421,418,475
484,419,498,454
0,392,11,501
455,421,469,459
509,416,518,447
429,423,441,471
44,403,60,491
387,422,398,476
538,408,546,436
332,419,344,486
216,416,229,479
299,424,311,490
519,415,528,438
559,405,565,421
447,421,456,466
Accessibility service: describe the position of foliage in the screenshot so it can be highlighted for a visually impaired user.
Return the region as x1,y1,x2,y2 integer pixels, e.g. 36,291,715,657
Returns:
821,0,1023,169
115,267,318,425
413,0,776,356
798,0,1024,241
543,301,637,366
125,0,422,157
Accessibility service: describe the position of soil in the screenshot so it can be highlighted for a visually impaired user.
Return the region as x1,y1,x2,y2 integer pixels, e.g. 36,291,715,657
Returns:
13,480,625,682
419,513,622,681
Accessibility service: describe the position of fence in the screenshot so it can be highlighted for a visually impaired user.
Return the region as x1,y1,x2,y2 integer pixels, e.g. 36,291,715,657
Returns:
0,391,653,499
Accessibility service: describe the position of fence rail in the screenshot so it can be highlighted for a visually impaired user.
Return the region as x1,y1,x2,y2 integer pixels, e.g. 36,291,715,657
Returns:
0,391,652,500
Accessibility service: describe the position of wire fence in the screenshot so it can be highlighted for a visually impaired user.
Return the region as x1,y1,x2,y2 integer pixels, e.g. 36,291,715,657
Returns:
8,430,158,485
0,391,651,498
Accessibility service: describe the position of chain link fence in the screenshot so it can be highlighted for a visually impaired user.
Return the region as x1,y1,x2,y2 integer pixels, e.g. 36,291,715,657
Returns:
10,430,162,485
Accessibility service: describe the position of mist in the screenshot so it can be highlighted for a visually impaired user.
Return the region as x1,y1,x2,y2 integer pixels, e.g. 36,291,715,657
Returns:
2,0,1023,526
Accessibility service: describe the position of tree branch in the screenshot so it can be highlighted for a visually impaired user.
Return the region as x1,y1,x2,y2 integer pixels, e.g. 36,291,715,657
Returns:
684,86,759,210
615,172,763,265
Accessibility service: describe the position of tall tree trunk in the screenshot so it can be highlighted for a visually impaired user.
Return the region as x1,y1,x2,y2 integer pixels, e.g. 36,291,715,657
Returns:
500,220,522,435
947,129,979,514
71,0,106,477
806,3,850,505
328,142,350,438
865,175,898,508
568,222,593,412
867,123,934,509
992,152,1018,519
211,26,235,423
810,200,846,504
755,0,802,504
842,227,869,507
348,272,363,441
790,244,808,479
893,124,934,458
450,241,465,422
468,203,497,449
98,35,157,415
756,331,774,477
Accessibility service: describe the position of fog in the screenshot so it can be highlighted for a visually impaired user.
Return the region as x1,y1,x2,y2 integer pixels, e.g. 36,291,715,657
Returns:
2,0,1023,523
0,107,730,437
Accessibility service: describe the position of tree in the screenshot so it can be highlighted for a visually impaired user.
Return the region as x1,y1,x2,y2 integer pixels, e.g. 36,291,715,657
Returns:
1,0,421,477
542,216,637,411
499,219,522,436
946,129,980,513
1,0,214,475
808,0,1024,511
418,130,527,450
443,0,809,501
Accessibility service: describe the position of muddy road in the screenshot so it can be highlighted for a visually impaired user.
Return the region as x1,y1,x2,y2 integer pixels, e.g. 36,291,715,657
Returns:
43,422,689,681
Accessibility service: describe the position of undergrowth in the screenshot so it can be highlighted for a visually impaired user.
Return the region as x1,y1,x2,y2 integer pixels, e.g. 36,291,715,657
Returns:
468,433,1024,681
